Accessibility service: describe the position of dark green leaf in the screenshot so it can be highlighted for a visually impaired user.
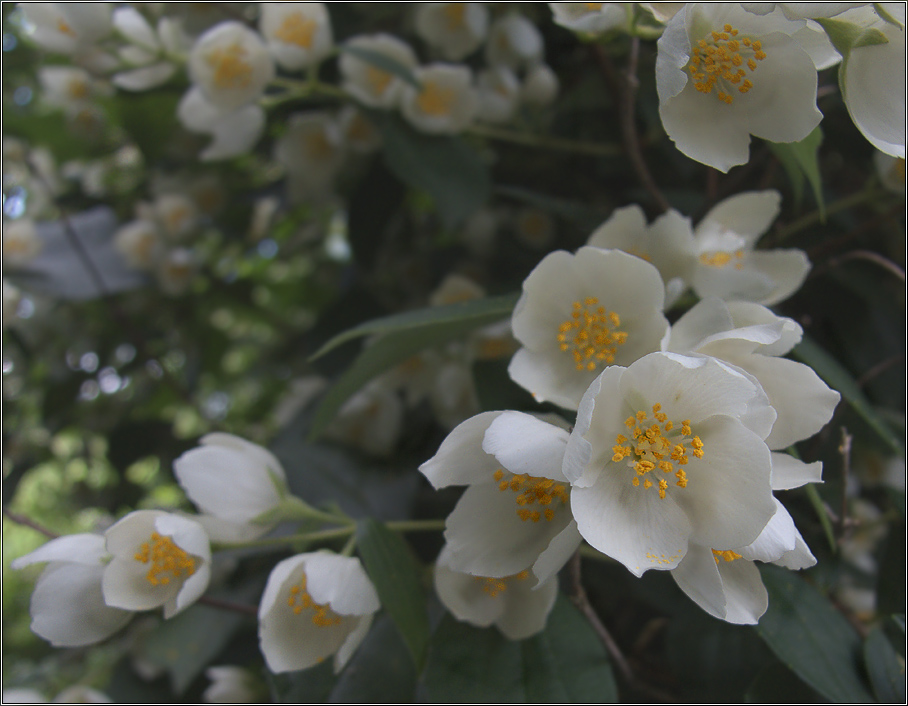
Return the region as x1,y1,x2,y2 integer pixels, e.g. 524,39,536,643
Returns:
376,114,491,230
744,662,826,703
339,44,421,88
268,661,336,704
423,593,618,703
792,335,904,455
804,483,837,553
864,627,906,703
755,565,875,703
310,293,517,361
877,523,906,615
329,614,418,702
356,519,430,669
768,127,824,215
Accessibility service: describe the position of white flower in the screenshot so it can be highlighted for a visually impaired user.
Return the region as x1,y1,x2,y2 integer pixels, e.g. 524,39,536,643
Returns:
324,380,404,457
875,151,906,193
476,65,521,124
114,219,164,270
834,4,906,158
155,247,198,295
665,297,841,463
259,2,333,71
21,3,113,56
102,510,211,618
203,665,262,703
563,352,777,577
485,14,544,69
38,66,100,111
400,63,478,135
338,105,382,153
177,87,265,161
258,552,380,674
415,2,489,60
3,218,43,266
188,22,275,110
339,34,418,109
434,544,558,640
549,3,632,35
419,411,582,583
173,433,289,526
671,497,815,624
273,111,345,196
112,8,189,91
690,190,811,305
520,63,559,107
508,247,669,411
11,534,133,647
586,204,697,308
656,3,822,171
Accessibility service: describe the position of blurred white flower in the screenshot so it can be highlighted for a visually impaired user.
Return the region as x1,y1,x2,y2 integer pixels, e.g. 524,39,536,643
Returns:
11,534,133,647
3,218,44,266
102,510,211,618
324,380,404,457
339,34,418,109
415,2,489,60
520,63,559,107
434,544,559,640
476,65,521,124
114,219,165,270
21,3,113,56
400,63,478,134
258,552,380,673
274,111,345,198
874,151,906,193
203,665,263,703
154,247,198,295
485,14,544,69
259,2,334,71
178,87,266,161
549,3,632,35
112,7,190,91
656,3,822,171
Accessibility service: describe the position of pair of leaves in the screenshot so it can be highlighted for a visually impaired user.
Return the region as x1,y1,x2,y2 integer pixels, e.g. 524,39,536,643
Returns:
308,293,518,440
768,127,825,217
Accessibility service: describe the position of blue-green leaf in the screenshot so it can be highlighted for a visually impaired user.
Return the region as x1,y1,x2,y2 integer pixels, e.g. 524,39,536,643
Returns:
755,565,875,703
355,519,430,670
424,593,618,702
864,627,906,703
768,127,824,216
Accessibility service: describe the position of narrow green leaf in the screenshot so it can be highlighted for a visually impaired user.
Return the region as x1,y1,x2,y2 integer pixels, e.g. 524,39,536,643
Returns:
755,565,875,703
267,661,336,703
355,519,430,669
804,483,837,553
864,628,906,703
339,44,421,88
768,127,824,216
424,593,618,703
874,3,905,29
309,293,518,361
376,113,491,229
791,335,904,455
745,662,825,703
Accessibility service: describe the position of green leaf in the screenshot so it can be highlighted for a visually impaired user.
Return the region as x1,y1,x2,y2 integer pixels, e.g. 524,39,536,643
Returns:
424,593,618,703
310,293,518,361
267,661,336,703
375,113,491,230
791,335,904,456
874,3,905,29
755,565,875,703
768,127,824,216
338,44,421,88
864,627,906,703
815,18,889,56
804,483,837,553
355,519,430,669
745,662,825,703
308,294,518,439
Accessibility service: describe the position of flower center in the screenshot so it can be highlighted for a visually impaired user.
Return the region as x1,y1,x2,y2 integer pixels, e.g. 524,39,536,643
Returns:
68,78,89,100
57,19,75,37
473,570,530,597
305,131,335,161
612,403,704,499
584,3,604,9
443,3,467,29
274,13,317,48
557,298,628,372
699,249,744,269
493,468,569,523
133,532,197,586
416,81,456,117
687,24,766,105
712,549,743,564
163,206,191,235
365,66,392,96
287,574,342,627
206,42,253,90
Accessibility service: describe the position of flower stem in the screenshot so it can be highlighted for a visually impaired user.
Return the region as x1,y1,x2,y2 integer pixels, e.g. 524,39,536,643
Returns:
467,124,622,157
212,526,354,552
773,185,886,242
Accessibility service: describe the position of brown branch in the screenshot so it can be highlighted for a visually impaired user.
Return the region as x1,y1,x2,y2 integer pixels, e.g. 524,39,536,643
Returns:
198,595,259,616
857,354,905,388
3,508,59,539
824,250,906,282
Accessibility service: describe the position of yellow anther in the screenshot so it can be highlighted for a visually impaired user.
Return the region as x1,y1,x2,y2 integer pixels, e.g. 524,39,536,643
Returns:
416,81,456,116
712,549,743,564
57,19,75,36
274,13,317,48
366,66,392,96
494,469,568,522
287,574,342,627
443,2,467,28
206,42,253,90
134,532,197,587
493,469,504,482
687,24,765,104
556,299,627,372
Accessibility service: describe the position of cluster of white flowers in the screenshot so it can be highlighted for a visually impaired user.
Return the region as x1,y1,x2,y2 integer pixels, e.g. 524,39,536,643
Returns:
420,189,840,630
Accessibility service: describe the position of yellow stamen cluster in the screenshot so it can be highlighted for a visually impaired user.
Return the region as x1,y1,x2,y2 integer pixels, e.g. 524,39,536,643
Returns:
274,13,317,48
699,250,745,269
134,532,197,587
57,19,75,36
612,403,704,499
366,66,392,96
287,574,343,627
584,2,604,10
416,81,456,116
68,79,89,100
712,549,743,564
493,469,569,522
164,206,191,235
206,43,253,90
687,24,767,104
557,298,628,372
474,570,530,598
305,131,334,161
443,3,467,29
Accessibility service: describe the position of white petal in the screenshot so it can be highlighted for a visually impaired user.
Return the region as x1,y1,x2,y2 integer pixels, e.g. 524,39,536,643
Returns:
419,411,502,488
739,497,798,562
697,191,781,245
11,533,107,569
770,452,823,490
495,574,558,640
671,543,727,619
113,7,160,50
201,104,265,161
715,557,767,624
303,553,380,615
113,63,175,91
482,411,571,482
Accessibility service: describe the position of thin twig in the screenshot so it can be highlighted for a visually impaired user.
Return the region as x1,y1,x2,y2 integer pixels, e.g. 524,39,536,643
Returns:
823,250,906,282
3,508,59,539
467,124,622,157
857,354,905,388
592,43,671,213
198,596,259,616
